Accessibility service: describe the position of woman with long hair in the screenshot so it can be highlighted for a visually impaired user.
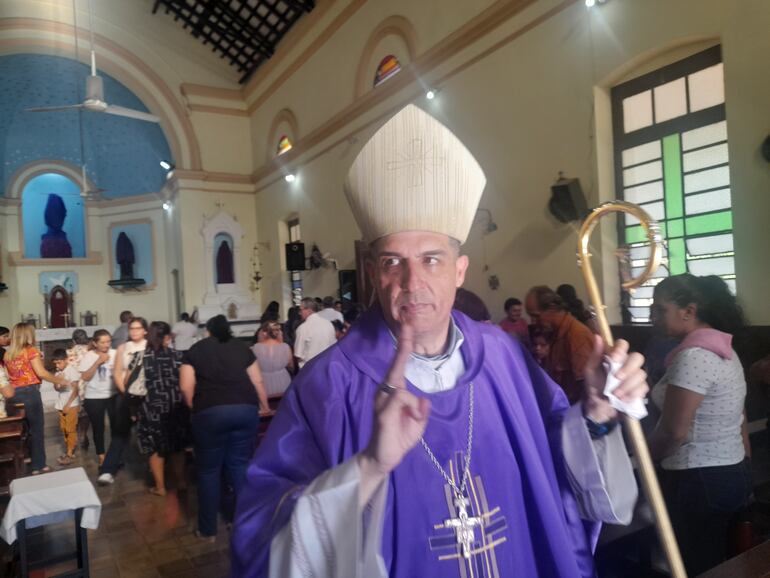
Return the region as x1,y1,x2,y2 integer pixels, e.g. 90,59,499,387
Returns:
138,321,190,496
98,317,148,485
556,283,599,333
79,329,117,469
252,320,293,396
649,274,751,574
3,323,74,474
180,314,269,541
260,300,280,323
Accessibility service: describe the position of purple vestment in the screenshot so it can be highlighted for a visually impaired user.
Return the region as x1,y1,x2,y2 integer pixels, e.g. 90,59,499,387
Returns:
232,306,600,577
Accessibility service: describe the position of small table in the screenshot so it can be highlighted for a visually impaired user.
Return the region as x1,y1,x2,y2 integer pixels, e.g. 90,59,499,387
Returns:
0,468,102,577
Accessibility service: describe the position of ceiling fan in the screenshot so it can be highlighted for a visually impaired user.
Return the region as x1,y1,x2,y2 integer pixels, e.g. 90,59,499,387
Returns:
26,0,160,123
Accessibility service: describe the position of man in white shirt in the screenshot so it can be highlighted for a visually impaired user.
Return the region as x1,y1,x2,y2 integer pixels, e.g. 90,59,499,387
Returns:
294,297,336,368
171,312,198,351
317,296,344,324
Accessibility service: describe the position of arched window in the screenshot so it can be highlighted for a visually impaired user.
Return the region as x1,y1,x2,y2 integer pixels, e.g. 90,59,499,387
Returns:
373,55,401,87
611,45,734,323
22,173,86,259
277,135,293,156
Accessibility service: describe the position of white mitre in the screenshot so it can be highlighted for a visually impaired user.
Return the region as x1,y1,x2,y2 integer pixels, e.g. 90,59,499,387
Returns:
344,104,486,244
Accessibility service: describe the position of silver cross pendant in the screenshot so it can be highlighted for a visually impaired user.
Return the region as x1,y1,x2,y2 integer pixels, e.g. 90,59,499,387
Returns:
443,494,483,559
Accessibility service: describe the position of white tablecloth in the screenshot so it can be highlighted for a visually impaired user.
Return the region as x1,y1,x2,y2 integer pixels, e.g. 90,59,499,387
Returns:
0,467,102,544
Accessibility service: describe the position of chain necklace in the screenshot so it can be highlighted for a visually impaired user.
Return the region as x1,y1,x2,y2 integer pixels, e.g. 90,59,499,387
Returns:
419,382,475,498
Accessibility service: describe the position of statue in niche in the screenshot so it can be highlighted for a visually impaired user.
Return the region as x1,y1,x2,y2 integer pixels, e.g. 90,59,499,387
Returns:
107,231,146,289
216,239,235,284
116,232,136,280
227,302,238,319
40,194,73,258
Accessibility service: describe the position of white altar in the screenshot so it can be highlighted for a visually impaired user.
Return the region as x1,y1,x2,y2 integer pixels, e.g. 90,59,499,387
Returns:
35,325,115,344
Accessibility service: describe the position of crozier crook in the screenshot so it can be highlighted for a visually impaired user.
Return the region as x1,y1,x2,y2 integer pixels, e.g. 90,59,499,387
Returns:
577,200,686,577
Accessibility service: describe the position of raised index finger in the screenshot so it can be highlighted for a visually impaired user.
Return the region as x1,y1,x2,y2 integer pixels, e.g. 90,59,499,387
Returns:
383,323,414,390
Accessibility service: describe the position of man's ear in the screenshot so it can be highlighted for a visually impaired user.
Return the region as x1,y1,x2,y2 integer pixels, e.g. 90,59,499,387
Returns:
455,255,469,287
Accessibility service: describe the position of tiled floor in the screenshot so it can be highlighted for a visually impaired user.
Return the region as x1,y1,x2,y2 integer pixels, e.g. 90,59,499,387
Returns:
1,412,233,577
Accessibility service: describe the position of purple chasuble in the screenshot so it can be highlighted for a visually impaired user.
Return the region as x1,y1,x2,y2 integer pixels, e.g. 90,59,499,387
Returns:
232,306,600,577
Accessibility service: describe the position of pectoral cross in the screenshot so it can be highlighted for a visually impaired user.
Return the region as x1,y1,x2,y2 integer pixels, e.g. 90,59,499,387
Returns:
442,494,483,559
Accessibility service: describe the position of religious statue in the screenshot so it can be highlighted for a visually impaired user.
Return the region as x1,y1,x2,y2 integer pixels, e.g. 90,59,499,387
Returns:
116,232,136,280
40,194,73,258
216,239,235,284
108,232,146,289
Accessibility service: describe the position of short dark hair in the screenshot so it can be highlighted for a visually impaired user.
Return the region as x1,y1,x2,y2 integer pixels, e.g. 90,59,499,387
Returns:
323,296,335,308
331,320,344,333
206,314,232,343
71,329,89,345
129,317,149,331
0,326,9,336
526,286,566,312
51,348,68,361
504,298,522,311
92,329,111,342
119,310,133,323
180,312,190,322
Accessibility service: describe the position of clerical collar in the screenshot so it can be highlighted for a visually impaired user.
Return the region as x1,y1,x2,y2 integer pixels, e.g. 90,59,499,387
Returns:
389,319,466,393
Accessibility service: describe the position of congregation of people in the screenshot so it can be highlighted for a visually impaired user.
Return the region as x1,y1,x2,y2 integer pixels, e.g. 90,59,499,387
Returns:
0,272,763,573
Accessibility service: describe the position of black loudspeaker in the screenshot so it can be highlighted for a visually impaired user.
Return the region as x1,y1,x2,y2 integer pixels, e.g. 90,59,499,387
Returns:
338,269,357,307
285,242,306,271
762,135,770,163
548,177,588,223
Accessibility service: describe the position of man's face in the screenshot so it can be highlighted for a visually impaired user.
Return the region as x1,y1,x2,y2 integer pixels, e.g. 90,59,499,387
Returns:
525,294,542,325
53,359,68,371
367,231,468,338
507,304,523,322
299,306,312,321
0,334,9,347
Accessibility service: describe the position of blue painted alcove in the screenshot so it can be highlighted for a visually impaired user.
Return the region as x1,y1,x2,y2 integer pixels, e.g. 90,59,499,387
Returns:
0,54,173,198
22,173,86,259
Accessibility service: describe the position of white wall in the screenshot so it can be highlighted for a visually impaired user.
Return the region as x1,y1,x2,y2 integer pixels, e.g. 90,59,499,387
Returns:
249,0,770,324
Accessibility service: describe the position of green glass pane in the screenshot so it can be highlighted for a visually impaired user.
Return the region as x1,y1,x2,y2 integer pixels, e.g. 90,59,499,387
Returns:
686,211,732,235
667,218,684,238
625,226,646,244
668,238,687,274
663,134,683,219
626,223,667,244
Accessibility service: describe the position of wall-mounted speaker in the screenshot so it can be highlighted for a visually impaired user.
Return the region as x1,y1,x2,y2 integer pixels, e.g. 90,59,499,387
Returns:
285,242,306,271
762,135,770,163
548,177,588,223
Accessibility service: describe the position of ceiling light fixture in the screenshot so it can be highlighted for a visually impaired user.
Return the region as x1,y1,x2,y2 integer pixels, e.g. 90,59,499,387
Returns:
426,90,436,100
160,160,173,170
285,174,296,183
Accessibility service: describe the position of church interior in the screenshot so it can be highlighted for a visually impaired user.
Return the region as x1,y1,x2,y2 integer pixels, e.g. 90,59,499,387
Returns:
0,0,769,576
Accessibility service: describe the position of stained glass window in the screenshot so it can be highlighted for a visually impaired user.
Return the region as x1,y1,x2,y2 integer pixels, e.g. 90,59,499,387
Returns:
373,55,401,87
277,135,293,156
612,46,734,323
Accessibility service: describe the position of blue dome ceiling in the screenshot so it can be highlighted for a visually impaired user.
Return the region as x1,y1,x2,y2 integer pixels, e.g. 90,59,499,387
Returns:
0,54,173,198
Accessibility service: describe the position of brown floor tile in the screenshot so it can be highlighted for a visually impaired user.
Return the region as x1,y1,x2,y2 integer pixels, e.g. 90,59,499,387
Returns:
157,557,193,576
148,537,181,551
190,550,224,567
90,564,121,578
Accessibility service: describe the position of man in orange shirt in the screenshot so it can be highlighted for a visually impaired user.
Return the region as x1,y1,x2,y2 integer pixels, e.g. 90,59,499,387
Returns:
525,285,594,404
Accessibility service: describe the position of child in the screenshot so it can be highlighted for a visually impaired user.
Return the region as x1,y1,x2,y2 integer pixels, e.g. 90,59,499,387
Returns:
51,348,81,465
529,326,553,369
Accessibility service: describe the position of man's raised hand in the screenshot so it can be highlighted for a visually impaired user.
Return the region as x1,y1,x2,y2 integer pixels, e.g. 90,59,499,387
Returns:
358,323,430,505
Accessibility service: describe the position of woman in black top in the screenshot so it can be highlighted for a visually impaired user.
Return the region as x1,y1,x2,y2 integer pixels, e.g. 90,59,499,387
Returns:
138,321,190,496
180,315,269,540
